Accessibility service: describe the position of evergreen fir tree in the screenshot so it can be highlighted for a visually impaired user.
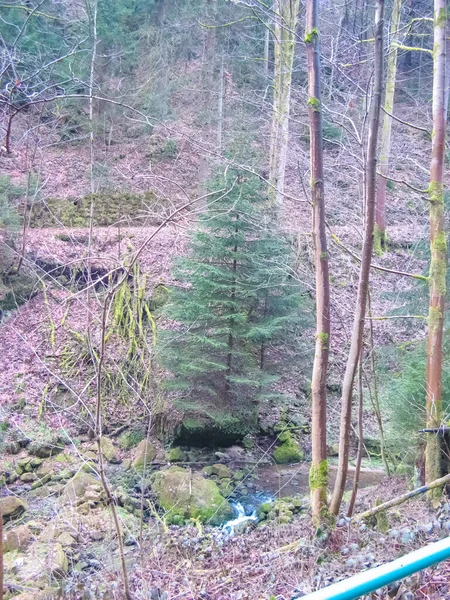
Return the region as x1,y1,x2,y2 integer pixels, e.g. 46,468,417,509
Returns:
160,167,305,444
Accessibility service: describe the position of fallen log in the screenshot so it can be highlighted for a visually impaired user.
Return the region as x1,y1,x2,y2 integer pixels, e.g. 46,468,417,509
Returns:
353,472,450,522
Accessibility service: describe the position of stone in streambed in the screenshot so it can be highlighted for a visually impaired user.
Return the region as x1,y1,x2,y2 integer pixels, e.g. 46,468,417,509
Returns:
151,466,234,525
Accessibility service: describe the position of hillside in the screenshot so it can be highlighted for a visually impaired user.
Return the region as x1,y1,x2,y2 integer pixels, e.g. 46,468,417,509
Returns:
0,0,449,599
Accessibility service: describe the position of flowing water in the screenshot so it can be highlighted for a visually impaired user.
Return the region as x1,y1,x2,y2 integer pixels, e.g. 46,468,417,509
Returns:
222,463,384,534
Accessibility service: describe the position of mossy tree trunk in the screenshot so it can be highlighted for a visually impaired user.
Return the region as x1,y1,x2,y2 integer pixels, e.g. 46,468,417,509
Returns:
268,0,300,208
330,0,384,516
305,0,330,524
425,0,447,503
374,0,402,255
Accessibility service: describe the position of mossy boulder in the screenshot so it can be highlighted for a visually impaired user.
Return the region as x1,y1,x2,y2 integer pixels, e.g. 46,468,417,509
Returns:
97,437,118,463
61,472,100,505
132,439,156,470
28,440,63,458
152,467,234,525
273,432,304,464
168,447,185,462
211,464,231,479
0,496,27,521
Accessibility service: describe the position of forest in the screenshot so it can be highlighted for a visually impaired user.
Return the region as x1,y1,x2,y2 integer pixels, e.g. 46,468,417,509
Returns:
0,0,449,598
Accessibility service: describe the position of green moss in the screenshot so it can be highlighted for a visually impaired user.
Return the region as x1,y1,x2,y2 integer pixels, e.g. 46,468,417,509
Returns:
168,447,185,462
307,96,321,111
304,28,319,43
273,438,304,464
428,181,444,204
428,306,442,332
373,224,387,256
148,284,169,311
152,467,234,525
317,332,329,348
309,459,328,491
433,231,447,253
119,430,145,450
29,191,164,228
430,257,446,295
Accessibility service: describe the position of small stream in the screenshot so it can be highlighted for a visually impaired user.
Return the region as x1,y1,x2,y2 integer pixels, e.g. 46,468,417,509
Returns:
222,463,384,533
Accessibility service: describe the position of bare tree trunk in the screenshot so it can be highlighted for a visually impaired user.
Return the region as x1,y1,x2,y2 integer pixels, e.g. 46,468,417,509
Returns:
328,0,348,101
268,0,300,208
198,0,217,202
347,355,364,518
425,0,447,503
329,0,384,516
444,35,450,122
264,20,270,80
305,0,331,524
355,471,450,522
374,0,402,254
217,56,224,150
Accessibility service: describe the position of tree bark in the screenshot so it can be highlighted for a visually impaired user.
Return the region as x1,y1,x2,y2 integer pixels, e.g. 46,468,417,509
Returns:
268,0,300,208
425,0,447,503
329,0,384,516
374,0,402,254
347,355,364,518
305,0,331,524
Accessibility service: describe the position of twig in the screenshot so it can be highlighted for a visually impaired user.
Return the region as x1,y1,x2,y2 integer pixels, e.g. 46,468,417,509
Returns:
376,171,429,195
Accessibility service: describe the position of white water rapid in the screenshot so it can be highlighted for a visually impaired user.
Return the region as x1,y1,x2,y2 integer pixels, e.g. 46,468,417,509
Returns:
222,502,258,536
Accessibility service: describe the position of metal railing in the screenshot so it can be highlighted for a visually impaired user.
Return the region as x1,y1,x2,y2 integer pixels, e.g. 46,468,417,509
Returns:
298,536,450,600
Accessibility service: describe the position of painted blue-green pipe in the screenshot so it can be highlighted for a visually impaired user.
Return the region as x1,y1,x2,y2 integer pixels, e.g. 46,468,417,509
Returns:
297,535,450,600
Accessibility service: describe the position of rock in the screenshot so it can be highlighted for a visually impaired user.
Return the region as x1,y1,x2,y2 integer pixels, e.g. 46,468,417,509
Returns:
57,531,77,547
328,443,339,457
6,472,18,484
233,470,245,481
83,451,97,461
28,441,62,458
16,457,32,475
0,496,27,521
3,524,32,552
99,437,119,463
168,447,185,462
37,542,68,579
400,528,415,544
419,522,434,534
31,473,52,490
4,441,20,454
273,437,304,464
152,466,234,525
132,439,156,470
211,464,231,479
27,521,45,535
20,472,38,483
62,472,100,505
202,466,213,476
29,458,43,469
